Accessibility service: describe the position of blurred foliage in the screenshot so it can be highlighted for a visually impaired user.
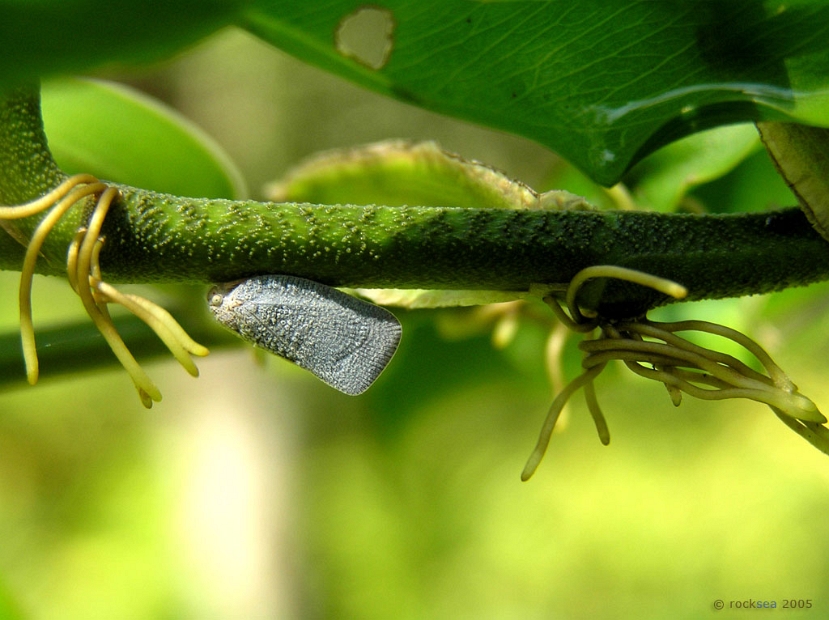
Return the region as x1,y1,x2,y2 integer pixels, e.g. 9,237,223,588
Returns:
1,24,829,620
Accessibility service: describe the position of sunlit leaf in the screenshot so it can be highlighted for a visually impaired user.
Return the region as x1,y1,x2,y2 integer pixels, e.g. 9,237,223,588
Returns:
268,139,588,210
42,78,246,199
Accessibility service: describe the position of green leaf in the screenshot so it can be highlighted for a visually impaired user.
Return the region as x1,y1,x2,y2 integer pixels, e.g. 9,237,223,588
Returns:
267,139,587,210
41,78,246,199
624,124,760,212
242,0,829,185
0,0,243,88
5,1,829,188
757,121,829,241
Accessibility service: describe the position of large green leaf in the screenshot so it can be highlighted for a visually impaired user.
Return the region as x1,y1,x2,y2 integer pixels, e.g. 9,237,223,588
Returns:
2,1,829,187
242,0,829,185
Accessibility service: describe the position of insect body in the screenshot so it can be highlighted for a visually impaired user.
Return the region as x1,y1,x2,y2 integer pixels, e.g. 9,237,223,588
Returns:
208,275,402,395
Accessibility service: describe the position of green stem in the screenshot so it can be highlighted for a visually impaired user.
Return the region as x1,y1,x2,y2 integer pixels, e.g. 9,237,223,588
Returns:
3,83,829,318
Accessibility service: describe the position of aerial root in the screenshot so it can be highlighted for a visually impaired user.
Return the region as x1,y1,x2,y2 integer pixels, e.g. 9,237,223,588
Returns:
521,363,605,481
1,175,208,407
522,265,828,480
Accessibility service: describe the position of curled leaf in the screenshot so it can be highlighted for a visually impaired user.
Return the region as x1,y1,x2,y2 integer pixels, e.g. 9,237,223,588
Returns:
757,121,829,242
267,139,589,210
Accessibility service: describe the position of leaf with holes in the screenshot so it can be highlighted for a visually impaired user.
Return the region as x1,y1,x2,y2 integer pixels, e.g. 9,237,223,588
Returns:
242,0,829,185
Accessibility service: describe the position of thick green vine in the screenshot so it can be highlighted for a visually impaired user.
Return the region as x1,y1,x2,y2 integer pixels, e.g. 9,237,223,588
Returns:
3,83,829,318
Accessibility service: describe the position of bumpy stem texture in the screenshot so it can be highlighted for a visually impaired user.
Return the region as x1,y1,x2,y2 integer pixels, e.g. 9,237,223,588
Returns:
3,83,829,318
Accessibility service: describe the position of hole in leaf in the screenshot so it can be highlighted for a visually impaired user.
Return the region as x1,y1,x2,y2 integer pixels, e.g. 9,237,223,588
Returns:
335,6,395,70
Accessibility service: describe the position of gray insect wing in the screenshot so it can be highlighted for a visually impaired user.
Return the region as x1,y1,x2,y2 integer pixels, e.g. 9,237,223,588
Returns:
208,275,401,395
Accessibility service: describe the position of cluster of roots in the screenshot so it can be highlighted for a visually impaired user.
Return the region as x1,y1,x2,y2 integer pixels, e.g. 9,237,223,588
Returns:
0,174,207,407
521,266,829,480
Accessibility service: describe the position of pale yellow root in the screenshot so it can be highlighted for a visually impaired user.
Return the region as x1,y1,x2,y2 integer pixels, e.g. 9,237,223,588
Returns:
653,319,795,392
528,266,688,479
522,364,605,481
121,293,209,357
95,280,207,376
583,378,610,445
527,264,829,480
66,228,86,294
3,176,210,406
544,321,572,430
18,182,105,383
0,174,98,219
89,236,209,371
565,265,687,324
71,188,163,404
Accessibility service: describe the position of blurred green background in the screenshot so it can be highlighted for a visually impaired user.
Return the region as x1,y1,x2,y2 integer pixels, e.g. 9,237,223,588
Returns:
2,28,829,619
